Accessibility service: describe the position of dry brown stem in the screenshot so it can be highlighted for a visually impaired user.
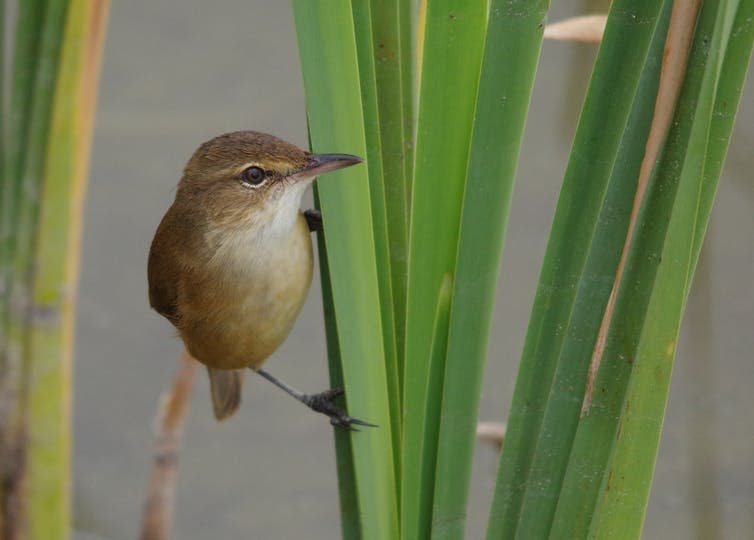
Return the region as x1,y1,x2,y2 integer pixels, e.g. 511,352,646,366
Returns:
139,351,198,540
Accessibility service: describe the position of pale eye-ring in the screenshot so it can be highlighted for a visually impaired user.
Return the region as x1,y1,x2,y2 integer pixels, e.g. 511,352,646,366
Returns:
241,166,266,186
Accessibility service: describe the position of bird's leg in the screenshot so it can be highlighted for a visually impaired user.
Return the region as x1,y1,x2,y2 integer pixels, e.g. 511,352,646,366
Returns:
252,367,376,430
303,208,322,232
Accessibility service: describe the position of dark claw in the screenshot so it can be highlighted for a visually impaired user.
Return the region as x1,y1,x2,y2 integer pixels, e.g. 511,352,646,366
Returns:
304,208,322,232
302,387,377,430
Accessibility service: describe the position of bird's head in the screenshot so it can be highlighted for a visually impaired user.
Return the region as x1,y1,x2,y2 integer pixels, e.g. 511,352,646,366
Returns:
177,131,362,232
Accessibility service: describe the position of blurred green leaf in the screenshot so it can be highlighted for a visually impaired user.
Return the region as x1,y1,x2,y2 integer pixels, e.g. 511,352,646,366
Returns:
0,0,109,537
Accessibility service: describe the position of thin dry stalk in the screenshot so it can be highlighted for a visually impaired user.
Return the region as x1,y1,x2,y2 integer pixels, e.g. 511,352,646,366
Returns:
581,0,702,415
476,421,506,449
139,351,198,540
544,15,607,44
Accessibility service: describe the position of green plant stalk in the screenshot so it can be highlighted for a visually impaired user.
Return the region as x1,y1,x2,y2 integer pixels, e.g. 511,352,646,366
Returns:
0,0,5,191
486,1,668,537
7,0,67,292
398,0,414,204
550,1,740,535
315,193,362,539
428,1,549,539
0,0,70,532
588,10,754,528
2,0,46,206
0,0,5,361
401,1,487,538
505,5,674,538
4,0,71,374
414,274,452,540
350,0,402,491
689,0,752,264
0,0,46,337
370,0,411,380
25,1,109,538
293,1,399,538
10,0,70,300
578,1,753,536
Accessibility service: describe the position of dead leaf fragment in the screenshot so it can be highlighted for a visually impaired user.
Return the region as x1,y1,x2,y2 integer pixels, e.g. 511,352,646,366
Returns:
544,15,607,44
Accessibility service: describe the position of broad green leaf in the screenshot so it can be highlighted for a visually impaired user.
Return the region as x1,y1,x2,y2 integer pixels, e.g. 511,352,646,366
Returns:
401,1,487,538
370,0,411,381
576,1,753,536
351,0,402,489
1,0,46,271
551,0,732,534
293,2,399,538
487,1,669,537
429,1,549,538
0,0,71,530
26,4,107,536
316,207,362,539
415,274,452,540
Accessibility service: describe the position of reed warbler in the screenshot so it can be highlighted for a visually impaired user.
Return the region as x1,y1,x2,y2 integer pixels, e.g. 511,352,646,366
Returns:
148,131,371,428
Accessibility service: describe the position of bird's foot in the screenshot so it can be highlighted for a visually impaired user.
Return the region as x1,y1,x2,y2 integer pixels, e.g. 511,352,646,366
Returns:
304,208,322,232
302,388,376,430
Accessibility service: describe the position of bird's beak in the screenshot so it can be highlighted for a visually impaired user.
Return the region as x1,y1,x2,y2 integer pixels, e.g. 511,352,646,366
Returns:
295,153,363,179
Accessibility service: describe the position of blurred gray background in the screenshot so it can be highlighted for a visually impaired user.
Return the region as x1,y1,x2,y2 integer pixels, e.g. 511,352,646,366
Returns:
74,1,754,538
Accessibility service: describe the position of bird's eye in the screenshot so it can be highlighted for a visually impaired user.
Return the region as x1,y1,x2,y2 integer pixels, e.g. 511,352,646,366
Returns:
241,166,266,186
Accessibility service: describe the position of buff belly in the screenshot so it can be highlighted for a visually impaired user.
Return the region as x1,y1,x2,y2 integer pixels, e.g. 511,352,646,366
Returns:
180,215,313,370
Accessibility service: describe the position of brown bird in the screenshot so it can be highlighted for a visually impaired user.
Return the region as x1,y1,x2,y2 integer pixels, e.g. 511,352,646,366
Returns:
148,130,370,428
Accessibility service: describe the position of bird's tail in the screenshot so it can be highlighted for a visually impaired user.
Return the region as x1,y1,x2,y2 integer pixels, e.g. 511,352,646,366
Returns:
207,367,244,420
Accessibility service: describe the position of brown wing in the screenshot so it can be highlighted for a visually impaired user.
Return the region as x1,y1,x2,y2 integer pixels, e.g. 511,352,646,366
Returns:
147,212,180,324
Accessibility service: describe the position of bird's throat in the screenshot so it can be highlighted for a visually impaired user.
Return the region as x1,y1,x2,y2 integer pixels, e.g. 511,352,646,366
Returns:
206,181,312,276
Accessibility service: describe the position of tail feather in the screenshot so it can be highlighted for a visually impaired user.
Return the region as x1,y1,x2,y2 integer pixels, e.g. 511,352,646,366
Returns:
207,368,244,421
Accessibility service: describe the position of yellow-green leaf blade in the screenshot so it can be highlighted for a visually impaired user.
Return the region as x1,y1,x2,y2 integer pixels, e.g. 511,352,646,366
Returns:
293,1,399,538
